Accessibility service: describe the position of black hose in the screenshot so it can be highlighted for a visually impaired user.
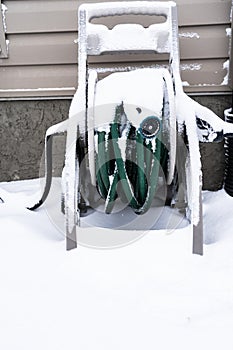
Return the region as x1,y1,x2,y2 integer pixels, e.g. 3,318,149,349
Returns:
27,135,53,210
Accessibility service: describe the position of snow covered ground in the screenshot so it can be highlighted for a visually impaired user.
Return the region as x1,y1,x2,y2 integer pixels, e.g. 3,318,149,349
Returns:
0,178,233,350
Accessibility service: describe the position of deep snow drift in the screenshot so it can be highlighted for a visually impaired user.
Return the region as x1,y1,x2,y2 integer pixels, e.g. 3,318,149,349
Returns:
0,178,233,350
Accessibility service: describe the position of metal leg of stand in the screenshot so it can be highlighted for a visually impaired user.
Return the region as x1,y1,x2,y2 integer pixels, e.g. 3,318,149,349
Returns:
66,226,77,251
192,189,203,255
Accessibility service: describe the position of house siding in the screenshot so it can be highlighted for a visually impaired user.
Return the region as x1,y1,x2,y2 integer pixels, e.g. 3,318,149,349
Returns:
0,0,232,98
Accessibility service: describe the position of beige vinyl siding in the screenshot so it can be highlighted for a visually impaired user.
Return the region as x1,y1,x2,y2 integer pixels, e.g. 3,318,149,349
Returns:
0,0,232,98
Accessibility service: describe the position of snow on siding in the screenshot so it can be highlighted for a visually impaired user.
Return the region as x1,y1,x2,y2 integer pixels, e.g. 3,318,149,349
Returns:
180,63,202,71
221,59,229,85
179,32,200,39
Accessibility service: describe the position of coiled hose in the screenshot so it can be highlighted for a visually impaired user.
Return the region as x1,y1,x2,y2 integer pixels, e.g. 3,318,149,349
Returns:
95,105,168,214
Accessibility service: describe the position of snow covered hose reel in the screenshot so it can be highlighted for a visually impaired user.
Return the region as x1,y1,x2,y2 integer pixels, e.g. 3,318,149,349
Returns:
96,105,167,214
91,69,177,215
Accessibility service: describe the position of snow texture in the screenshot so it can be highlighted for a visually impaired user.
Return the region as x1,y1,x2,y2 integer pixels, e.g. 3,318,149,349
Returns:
180,63,202,71
91,64,170,74
93,68,176,185
87,22,170,54
179,32,200,39
46,120,68,137
175,92,202,224
174,89,233,223
94,68,165,128
80,1,176,18
226,27,231,37
1,3,7,32
81,1,178,60
221,59,229,86
0,178,233,350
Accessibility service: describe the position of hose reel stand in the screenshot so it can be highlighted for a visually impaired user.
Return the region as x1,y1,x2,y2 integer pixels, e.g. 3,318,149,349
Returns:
85,68,177,217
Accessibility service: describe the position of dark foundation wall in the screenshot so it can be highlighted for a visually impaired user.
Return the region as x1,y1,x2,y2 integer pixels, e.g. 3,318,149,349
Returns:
0,95,232,190
0,100,70,182
192,95,231,191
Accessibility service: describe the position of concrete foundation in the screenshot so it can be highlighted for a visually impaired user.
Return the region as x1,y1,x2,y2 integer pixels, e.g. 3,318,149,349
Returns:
0,100,70,182
193,95,231,190
0,95,231,190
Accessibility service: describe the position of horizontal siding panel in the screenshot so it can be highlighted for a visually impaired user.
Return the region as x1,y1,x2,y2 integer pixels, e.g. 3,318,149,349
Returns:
4,0,231,34
185,85,231,93
180,58,228,87
4,0,80,34
0,64,77,91
179,25,230,60
90,58,229,87
0,88,75,99
0,33,78,66
0,59,229,98
178,0,231,26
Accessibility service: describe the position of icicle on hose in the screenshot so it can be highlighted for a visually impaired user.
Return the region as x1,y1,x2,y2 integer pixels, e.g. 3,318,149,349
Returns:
95,104,168,214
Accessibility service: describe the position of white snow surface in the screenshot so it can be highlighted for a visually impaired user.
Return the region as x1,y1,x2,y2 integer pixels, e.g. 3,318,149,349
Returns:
0,178,233,350
87,21,170,54
94,68,166,128
226,27,231,37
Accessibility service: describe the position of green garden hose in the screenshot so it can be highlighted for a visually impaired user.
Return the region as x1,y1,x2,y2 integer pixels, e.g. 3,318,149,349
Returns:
95,104,168,215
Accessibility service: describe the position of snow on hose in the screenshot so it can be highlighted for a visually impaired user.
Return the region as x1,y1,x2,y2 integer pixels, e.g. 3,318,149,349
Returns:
95,103,165,214
90,68,176,214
